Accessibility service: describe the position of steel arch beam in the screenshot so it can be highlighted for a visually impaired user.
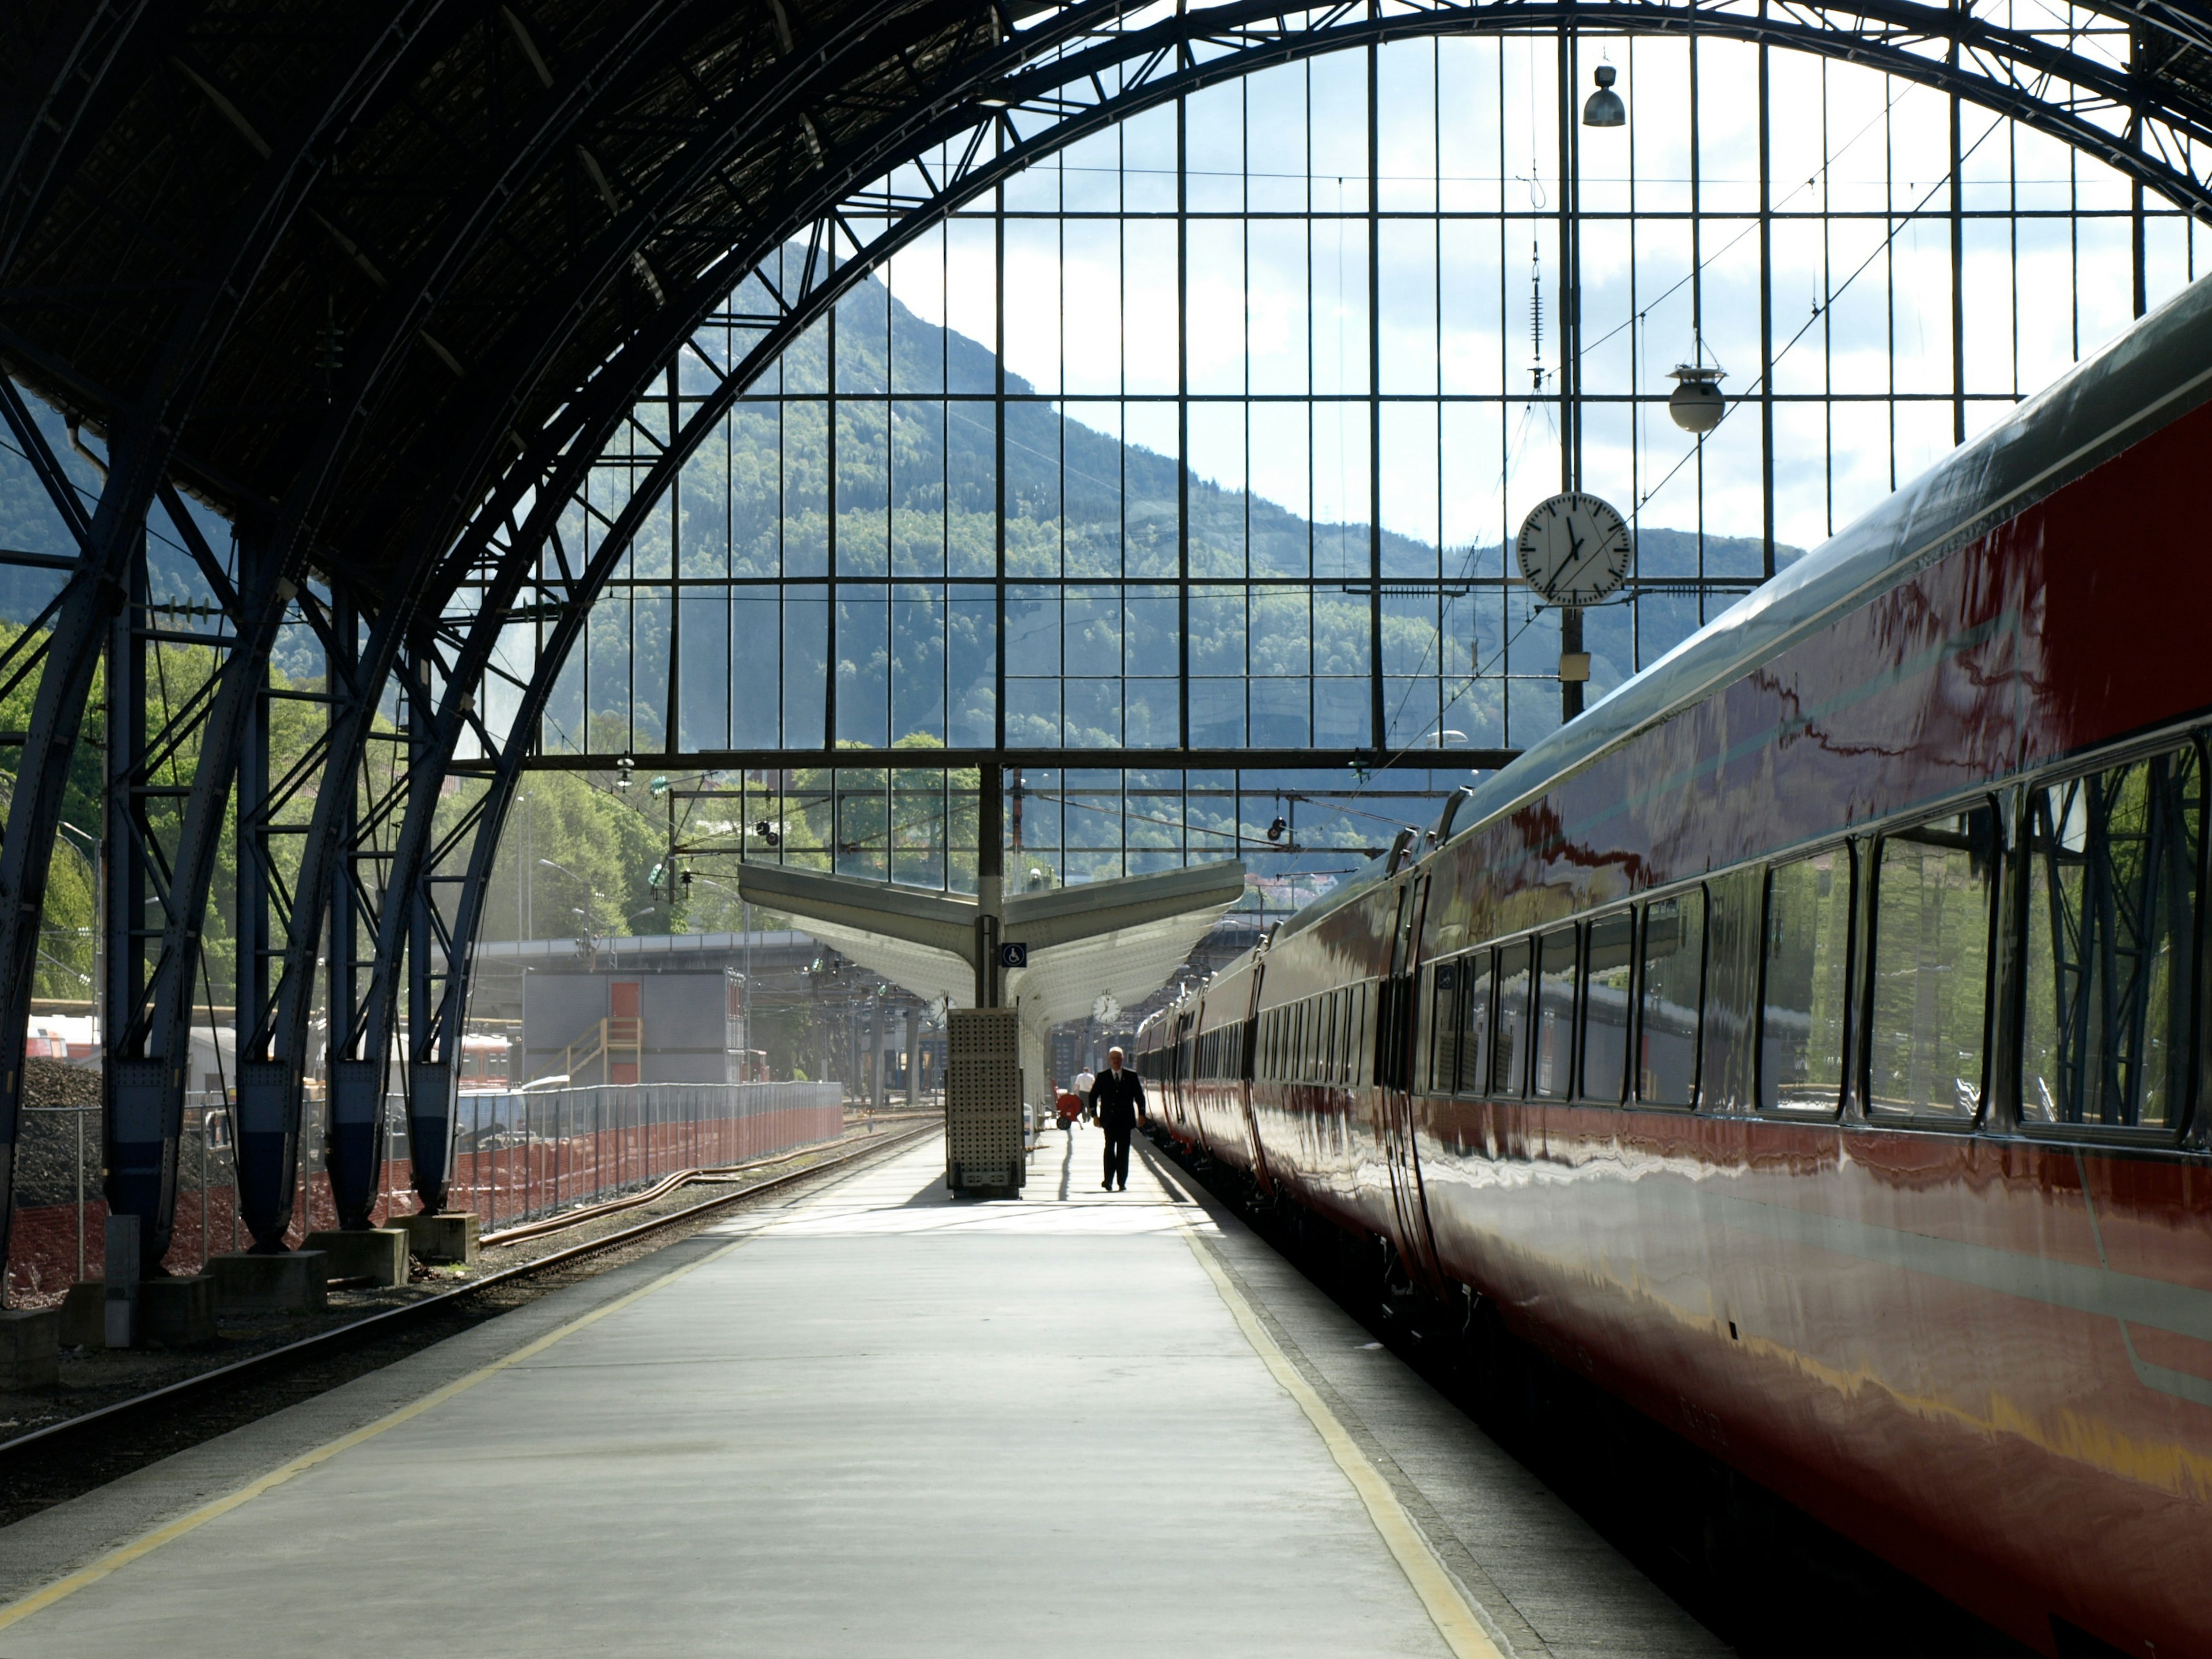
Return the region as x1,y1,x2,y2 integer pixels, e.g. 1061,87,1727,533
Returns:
959,0,2212,219
147,0,720,1250
255,0,991,1226
108,0,988,1248
0,4,448,1286
0,2,165,279
384,0,2212,1202
8,0,2198,1270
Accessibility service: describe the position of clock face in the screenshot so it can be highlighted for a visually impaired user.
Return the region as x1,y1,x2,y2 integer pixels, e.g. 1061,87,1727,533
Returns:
1514,492,1632,606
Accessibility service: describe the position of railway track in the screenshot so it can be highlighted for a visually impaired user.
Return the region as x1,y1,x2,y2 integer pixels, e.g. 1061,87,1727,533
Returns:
0,1122,936,1522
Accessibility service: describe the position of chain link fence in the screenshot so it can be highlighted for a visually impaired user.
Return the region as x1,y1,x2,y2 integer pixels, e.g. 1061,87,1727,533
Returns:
448,1080,846,1232
5,1065,844,1305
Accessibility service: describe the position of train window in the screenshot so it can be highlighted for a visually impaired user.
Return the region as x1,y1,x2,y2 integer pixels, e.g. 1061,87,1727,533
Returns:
2021,747,2202,1134
1762,846,1854,1113
1350,984,1367,1084
1702,869,1766,1112
1458,950,1493,1093
1582,912,1635,1103
1866,806,1999,1121
1637,890,1704,1107
1428,961,1461,1093
1493,941,1532,1095
1344,986,1362,1092
1533,927,1579,1099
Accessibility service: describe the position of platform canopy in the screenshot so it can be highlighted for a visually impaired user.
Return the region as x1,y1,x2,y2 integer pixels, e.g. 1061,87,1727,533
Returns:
734,859,1250,1088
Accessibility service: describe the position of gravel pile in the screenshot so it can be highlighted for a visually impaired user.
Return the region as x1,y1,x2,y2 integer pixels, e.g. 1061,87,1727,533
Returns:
16,1060,100,1208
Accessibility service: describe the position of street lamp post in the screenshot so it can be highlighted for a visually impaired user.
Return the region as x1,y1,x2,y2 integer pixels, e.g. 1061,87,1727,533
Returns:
538,858,601,969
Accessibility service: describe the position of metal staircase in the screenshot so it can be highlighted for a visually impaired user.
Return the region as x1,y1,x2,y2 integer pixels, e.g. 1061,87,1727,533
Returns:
558,1016,643,1086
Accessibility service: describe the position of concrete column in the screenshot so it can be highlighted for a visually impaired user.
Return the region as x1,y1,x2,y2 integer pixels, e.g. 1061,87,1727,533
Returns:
103,1212,139,1349
976,763,1002,1007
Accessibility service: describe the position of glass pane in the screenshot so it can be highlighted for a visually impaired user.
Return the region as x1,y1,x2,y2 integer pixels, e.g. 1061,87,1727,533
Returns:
1428,959,1460,1092
1339,987,1355,1083
1638,891,1703,1107
1533,927,1578,1099
1582,912,1635,1103
1701,869,1764,1113
2022,748,2200,1132
1350,985,1365,1085
1762,847,1854,1112
1458,950,1493,1094
1866,810,1998,1120
1493,940,1531,1096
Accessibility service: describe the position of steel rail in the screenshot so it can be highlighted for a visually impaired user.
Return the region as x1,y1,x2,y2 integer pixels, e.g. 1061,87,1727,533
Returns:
0,1120,935,1474
474,1113,938,1245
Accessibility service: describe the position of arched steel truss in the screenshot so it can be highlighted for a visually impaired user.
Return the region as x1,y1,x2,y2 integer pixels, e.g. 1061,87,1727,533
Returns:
5,0,2211,1282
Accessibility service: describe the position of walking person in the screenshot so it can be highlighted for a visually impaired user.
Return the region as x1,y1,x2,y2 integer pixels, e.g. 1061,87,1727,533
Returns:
1092,1047,1145,1192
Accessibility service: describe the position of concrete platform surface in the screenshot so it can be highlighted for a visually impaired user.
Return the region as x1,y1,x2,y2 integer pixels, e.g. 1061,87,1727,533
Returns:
0,1124,1728,1659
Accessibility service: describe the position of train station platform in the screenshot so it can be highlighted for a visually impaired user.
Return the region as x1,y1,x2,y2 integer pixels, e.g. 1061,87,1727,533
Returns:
0,1127,1726,1658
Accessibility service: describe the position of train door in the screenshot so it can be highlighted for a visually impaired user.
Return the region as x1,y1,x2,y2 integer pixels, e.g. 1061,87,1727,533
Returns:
609,980,642,1086
1241,959,1273,1192
1380,878,1444,1290
1173,1009,1195,1126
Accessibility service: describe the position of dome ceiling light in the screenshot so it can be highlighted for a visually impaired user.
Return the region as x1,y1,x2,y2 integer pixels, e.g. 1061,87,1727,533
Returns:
1668,363,1727,433
1583,64,1626,128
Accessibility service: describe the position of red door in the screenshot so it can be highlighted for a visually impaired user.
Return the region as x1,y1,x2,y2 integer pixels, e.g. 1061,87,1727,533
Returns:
609,981,641,1084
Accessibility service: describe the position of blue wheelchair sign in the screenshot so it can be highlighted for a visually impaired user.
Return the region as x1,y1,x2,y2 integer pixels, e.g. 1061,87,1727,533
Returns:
999,942,1029,969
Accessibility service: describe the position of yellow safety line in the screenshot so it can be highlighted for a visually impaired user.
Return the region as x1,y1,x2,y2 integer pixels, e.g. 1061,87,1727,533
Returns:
0,1232,755,1633
1165,1199,1506,1659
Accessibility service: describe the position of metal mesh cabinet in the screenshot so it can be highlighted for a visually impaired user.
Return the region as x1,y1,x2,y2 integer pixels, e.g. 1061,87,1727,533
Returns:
944,1008,1024,1197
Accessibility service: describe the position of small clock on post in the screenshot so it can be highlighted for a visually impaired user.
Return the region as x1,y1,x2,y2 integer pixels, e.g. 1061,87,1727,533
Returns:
1514,491,1632,607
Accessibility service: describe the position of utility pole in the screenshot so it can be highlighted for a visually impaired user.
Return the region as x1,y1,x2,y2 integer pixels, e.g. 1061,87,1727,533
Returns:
1558,20,1585,725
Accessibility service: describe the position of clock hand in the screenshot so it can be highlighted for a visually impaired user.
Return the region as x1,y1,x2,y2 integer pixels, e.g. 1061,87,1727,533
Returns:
1558,522,1591,585
1559,527,1623,593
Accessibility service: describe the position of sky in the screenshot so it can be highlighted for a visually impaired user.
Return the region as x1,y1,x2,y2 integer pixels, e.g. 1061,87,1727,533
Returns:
866,27,2203,567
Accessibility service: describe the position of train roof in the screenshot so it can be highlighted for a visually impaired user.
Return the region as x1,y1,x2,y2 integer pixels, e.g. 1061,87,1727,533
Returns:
1273,844,1403,942
1433,267,2212,862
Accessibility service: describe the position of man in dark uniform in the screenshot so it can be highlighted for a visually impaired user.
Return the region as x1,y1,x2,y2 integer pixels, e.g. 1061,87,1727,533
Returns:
1091,1046,1146,1192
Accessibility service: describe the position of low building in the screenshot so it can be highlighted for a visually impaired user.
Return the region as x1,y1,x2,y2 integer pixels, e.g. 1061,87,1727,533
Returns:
520,969,750,1086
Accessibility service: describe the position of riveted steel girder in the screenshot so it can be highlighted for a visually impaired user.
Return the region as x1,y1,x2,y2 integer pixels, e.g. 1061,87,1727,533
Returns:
9,0,2212,1286
385,0,2212,1192
0,4,448,1285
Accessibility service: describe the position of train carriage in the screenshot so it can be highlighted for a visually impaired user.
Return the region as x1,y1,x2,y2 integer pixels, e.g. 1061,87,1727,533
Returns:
1140,268,2212,1656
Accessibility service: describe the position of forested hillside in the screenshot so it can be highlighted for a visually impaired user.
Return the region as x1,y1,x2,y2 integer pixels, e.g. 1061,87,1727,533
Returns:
0,266,1794,1003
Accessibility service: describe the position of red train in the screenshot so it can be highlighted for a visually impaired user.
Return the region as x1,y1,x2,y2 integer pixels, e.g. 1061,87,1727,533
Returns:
1137,275,2212,1657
